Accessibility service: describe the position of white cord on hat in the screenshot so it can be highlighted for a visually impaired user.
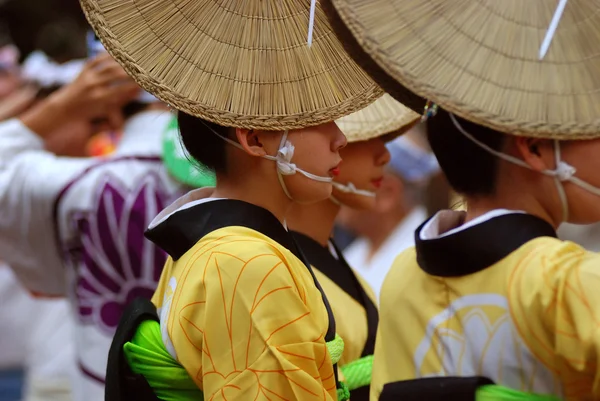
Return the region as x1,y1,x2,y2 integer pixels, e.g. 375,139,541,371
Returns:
539,0,568,59
201,123,333,200
449,113,600,222
307,0,317,46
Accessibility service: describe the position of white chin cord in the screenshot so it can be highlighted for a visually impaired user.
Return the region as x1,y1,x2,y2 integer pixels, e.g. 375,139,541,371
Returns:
449,113,600,223
201,123,332,200
330,182,375,205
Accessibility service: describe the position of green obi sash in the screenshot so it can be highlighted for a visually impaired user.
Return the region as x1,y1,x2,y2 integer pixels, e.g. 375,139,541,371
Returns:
124,321,351,401
340,354,373,391
123,320,203,401
476,385,562,401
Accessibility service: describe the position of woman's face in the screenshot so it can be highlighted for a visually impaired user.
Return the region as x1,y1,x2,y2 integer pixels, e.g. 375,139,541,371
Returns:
559,138,600,224
332,138,391,210
283,122,347,203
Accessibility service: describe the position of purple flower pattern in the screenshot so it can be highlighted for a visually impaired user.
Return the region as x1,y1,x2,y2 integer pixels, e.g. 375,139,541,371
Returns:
71,173,172,334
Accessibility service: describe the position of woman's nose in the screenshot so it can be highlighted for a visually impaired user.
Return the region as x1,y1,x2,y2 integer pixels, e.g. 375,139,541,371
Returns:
376,140,391,166
332,125,347,152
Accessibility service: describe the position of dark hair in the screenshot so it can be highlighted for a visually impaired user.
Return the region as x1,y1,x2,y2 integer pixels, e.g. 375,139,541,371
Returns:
177,111,231,174
35,20,86,63
426,109,505,197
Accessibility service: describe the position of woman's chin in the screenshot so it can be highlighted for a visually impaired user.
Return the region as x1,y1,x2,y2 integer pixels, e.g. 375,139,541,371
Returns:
332,191,376,211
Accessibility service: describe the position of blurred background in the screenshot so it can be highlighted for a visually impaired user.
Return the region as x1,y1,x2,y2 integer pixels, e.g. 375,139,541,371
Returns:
0,0,87,61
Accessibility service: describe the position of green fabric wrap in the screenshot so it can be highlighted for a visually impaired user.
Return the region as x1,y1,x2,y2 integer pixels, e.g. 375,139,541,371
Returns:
337,381,350,401
123,320,203,401
326,334,345,365
124,322,349,401
476,385,562,401
339,354,373,391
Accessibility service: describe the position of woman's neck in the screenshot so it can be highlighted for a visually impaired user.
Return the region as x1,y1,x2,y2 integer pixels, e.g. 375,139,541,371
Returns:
212,174,292,224
287,199,340,246
464,191,558,228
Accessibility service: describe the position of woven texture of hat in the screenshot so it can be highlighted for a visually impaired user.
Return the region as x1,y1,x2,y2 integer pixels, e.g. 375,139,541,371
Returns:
79,0,383,130
322,0,600,139
336,93,419,142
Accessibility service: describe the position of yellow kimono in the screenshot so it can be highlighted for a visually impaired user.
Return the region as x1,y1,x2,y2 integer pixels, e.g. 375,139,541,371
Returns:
292,231,378,401
146,198,339,401
372,210,600,401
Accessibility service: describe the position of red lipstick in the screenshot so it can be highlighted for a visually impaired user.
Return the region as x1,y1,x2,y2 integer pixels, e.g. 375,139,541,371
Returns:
371,177,383,188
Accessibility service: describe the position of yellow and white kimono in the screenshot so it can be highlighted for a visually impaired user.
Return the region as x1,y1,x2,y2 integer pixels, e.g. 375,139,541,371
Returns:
146,192,339,401
372,209,600,401
292,231,378,401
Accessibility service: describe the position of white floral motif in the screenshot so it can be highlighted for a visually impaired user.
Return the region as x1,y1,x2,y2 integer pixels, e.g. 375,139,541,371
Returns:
415,294,561,396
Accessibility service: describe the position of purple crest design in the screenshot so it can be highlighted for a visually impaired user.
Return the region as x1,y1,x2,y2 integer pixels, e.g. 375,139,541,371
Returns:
72,173,172,334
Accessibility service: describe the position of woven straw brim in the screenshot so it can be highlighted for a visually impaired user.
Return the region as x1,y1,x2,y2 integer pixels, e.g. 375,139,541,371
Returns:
322,0,600,139
337,94,420,142
79,0,383,131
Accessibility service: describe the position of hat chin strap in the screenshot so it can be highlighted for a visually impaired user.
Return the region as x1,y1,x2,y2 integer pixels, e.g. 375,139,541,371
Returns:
332,182,376,197
449,113,600,223
202,124,333,200
329,182,376,206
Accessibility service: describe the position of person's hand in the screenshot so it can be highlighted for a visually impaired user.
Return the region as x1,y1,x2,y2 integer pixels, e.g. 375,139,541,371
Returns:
49,53,140,127
0,84,38,121
19,53,140,138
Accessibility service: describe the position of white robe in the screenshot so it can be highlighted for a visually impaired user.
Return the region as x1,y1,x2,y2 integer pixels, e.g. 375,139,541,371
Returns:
0,110,185,401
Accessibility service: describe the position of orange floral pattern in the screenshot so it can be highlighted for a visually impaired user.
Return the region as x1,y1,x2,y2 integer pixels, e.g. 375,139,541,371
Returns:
153,226,337,401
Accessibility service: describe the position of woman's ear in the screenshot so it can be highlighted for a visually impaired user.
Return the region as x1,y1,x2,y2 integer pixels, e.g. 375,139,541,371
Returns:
236,128,267,157
514,137,553,172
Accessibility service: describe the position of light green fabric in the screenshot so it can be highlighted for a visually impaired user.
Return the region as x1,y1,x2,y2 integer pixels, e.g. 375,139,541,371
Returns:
340,354,373,391
476,385,562,401
124,321,349,401
162,116,216,188
326,334,345,365
123,320,203,401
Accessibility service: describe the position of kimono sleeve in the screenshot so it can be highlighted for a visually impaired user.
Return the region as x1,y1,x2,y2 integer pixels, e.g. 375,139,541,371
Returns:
0,118,90,295
167,246,338,401
509,242,600,398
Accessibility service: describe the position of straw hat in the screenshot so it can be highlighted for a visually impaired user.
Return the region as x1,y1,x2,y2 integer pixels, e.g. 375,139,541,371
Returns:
321,0,600,139
336,94,420,142
79,0,383,131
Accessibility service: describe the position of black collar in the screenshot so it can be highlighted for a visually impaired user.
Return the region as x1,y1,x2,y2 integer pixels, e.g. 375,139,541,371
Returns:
145,199,300,262
291,231,379,357
415,212,557,277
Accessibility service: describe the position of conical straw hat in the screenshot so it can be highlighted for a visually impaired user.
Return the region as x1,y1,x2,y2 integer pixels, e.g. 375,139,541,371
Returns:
322,0,600,139
79,0,383,131
336,94,420,142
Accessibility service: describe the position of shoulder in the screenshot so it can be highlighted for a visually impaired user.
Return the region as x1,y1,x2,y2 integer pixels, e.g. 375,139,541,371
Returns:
506,237,600,320
379,246,418,304
508,237,598,287
384,246,418,284
178,227,312,295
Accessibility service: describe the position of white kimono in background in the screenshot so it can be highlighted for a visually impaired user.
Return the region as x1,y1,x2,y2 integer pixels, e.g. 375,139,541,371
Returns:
344,207,427,300
0,110,185,401
0,264,76,401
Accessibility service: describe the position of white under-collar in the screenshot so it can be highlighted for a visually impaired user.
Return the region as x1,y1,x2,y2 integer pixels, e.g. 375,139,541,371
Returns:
148,187,222,229
420,209,526,240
